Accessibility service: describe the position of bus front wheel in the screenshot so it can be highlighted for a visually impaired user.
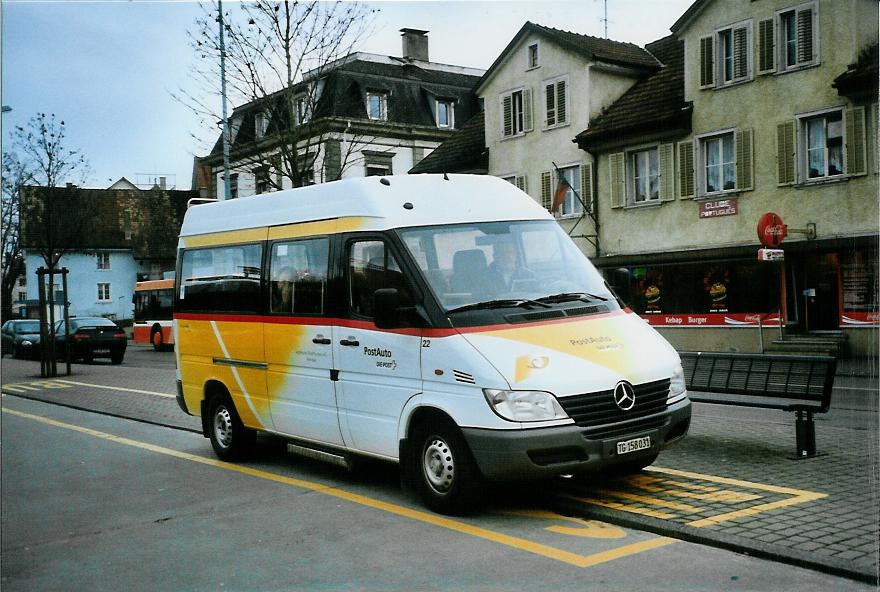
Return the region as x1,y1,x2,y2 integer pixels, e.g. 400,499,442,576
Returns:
208,395,255,461
411,420,482,515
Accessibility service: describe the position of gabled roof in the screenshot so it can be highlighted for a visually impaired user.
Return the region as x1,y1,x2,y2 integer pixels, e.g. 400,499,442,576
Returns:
576,36,691,152
670,0,710,35
409,111,487,174
476,21,659,92
20,185,197,260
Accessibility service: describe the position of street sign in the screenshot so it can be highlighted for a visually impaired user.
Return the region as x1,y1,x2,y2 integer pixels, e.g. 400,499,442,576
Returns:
757,212,787,247
758,248,785,261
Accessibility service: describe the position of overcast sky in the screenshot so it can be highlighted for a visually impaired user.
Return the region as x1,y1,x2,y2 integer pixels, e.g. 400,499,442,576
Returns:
1,0,693,190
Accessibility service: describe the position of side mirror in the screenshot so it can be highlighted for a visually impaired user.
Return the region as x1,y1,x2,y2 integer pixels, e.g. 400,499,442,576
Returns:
373,288,400,329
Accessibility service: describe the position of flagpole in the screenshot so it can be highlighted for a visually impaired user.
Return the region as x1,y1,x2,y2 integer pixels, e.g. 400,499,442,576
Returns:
551,161,599,252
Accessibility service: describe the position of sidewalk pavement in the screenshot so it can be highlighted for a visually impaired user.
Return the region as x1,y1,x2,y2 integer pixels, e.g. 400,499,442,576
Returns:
2,354,878,583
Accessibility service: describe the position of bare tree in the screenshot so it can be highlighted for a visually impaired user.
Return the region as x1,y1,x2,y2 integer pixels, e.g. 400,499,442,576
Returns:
1,151,30,320
176,0,379,190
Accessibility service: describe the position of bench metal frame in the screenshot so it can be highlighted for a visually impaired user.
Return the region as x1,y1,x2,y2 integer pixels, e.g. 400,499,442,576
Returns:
680,352,837,459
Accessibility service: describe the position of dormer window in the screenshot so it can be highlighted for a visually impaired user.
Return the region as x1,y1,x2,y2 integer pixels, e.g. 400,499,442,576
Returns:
527,43,539,69
295,95,311,125
436,99,455,128
367,92,388,121
255,112,269,138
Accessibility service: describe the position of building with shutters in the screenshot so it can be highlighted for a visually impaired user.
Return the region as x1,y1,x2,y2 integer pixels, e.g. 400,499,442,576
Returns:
473,22,663,256
197,29,484,200
577,0,878,356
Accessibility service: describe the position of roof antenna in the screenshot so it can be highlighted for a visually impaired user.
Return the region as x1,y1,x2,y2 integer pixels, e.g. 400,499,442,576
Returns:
443,172,449,180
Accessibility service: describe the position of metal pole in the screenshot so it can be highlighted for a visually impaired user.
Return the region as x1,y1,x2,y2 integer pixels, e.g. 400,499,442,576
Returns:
37,268,48,377
219,0,232,200
47,269,57,377
62,268,71,376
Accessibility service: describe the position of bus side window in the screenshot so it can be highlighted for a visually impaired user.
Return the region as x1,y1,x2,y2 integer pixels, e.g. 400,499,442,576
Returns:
270,238,329,315
349,240,412,319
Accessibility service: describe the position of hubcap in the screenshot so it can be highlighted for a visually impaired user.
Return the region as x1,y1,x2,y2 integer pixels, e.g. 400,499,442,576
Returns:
214,405,234,449
423,437,454,494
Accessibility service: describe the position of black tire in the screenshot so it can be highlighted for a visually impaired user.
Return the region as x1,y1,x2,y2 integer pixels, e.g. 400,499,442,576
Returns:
12,344,20,359
111,352,124,365
410,420,483,515
208,394,256,461
151,326,164,351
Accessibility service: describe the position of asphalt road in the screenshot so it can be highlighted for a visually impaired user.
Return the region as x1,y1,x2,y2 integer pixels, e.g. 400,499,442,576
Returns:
1,345,877,590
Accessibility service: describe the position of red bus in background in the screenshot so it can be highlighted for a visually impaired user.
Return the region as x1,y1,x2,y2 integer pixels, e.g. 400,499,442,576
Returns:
133,279,174,350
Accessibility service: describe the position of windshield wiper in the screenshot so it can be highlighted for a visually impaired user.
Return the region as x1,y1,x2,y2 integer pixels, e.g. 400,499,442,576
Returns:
447,298,552,314
536,292,608,304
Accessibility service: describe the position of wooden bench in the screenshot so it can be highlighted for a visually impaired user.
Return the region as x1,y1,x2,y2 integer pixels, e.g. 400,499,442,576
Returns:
679,352,837,458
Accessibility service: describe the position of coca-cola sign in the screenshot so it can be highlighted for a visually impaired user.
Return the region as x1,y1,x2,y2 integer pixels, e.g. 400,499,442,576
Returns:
757,212,788,247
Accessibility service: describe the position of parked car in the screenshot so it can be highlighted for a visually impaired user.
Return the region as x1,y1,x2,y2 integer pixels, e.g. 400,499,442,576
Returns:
54,317,127,364
1,319,42,359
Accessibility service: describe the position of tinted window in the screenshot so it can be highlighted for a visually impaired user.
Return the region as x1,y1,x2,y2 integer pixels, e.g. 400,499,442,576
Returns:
349,240,411,319
178,244,263,313
14,321,40,334
134,289,174,322
269,238,329,315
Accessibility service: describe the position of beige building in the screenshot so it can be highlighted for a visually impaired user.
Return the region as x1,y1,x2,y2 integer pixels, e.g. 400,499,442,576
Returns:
578,0,878,356
475,22,662,255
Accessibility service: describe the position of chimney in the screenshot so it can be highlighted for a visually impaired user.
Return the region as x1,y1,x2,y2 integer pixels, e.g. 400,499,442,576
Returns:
400,28,429,62
159,176,167,190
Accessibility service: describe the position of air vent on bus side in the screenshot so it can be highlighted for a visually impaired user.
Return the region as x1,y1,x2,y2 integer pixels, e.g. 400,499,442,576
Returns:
453,370,476,384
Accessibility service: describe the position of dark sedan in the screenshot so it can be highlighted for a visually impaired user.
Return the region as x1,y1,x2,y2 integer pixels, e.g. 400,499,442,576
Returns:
1,320,42,359
54,317,127,364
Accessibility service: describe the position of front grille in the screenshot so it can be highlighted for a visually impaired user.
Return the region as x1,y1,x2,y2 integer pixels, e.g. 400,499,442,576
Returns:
558,378,671,429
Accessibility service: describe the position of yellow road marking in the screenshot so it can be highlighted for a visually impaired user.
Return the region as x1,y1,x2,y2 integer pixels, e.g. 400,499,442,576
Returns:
55,380,175,398
646,466,826,499
504,510,627,539
572,497,677,520
2,384,41,393
687,495,826,528
3,406,674,569
600,490,702,514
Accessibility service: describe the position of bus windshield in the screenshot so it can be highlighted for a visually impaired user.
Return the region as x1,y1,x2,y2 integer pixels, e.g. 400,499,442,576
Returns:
398,220,616,313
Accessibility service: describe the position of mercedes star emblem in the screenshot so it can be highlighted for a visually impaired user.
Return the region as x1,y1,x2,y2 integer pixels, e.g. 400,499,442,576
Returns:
613,381,636,411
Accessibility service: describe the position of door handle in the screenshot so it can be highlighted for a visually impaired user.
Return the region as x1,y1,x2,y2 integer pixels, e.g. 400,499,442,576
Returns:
339,338,360,347
312,337,331,345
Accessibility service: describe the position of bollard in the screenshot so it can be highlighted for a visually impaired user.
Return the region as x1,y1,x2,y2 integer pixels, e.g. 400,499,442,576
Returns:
794,410,817,458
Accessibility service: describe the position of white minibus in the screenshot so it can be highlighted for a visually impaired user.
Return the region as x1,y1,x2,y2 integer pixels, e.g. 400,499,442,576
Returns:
174,175,690,514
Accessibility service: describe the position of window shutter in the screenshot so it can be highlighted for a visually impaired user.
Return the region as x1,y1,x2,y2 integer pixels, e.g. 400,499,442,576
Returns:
758,19,775,74
540,171,552,210
523,88,534,132
556,80,567,124
733,26,749,79
515,175,528,193
844,106,867,176
502,95,513,137
796,7,814,64
677,140,695,198
545,83,556,127
580,162,593,212
609,153,625,208
699,36,714,88
736,129,754,191
874,102,879,175
658,143,676,202
776,121,796,186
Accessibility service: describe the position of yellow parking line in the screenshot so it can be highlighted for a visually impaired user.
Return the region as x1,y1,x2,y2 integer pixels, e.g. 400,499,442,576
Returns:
55,380,175,399
2,406,676,569
572,496,677,520
647,466,826,499
600,490,702,514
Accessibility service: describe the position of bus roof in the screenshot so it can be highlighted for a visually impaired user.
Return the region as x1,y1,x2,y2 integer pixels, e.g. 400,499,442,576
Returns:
178,174,552,240
135,279,175,291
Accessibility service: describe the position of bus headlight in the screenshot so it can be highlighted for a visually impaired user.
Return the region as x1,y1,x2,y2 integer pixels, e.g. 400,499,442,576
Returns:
668,363,687,404
483,389,568,422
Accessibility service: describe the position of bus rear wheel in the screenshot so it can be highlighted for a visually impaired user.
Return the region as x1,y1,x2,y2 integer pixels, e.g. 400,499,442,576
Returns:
208,395,255,461
151,326,164,351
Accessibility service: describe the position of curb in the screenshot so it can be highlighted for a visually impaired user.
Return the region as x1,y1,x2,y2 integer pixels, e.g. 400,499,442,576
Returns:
547,493,879,585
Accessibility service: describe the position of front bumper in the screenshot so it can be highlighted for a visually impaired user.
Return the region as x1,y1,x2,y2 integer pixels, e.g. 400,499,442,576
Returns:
461,398,691,481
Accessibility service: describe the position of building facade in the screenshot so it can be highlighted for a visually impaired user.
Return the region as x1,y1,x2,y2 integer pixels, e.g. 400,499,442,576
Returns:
198,29,484,200
578,0,878,356
20,183,196,321
475,22,662,256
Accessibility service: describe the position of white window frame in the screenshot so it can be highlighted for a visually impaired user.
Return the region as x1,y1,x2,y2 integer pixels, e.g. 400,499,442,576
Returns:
436,99,455,129
366,92,388,121
555,162,584,219
628,147,661,205
797,107,845,183
776,2,819,72
527,43,539,69
96,251,111,270
696,129,737,197
715,20,753,87
501,88,527,138
295,95,311,125
97,283,111,302
542,75,569,129
255,111,269,138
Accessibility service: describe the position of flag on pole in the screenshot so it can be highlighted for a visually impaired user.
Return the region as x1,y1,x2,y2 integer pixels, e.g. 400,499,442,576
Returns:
551,171,570,213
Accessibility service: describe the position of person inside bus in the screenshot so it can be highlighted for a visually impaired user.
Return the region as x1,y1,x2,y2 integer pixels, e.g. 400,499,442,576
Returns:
487,240,535,294
272,267,295,313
